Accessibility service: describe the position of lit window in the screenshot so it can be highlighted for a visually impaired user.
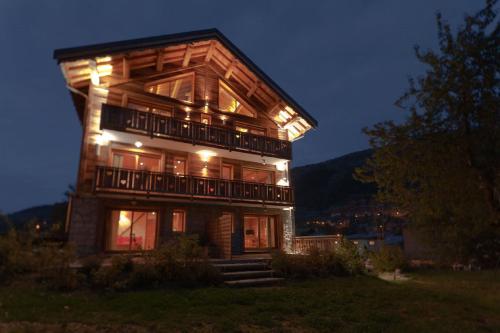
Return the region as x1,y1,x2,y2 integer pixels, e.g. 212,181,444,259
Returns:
172,210,186,232
242,168,273,184
107,210,157,251
173,157,187,176
146,73,194,102
218,81,256,117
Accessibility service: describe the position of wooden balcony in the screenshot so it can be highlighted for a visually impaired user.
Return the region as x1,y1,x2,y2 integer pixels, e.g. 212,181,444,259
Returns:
100,104,292,160
94,166,294,205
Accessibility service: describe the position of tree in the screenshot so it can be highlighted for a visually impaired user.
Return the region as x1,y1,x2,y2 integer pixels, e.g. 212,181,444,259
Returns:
355,1,499,266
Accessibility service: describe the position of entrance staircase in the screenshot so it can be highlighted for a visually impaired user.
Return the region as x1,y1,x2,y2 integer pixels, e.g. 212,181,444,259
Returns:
211,256,284,287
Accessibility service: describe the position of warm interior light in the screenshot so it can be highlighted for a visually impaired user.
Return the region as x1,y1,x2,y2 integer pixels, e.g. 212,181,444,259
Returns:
277,178,289,186
134,141,143,148
95,132,113,146
275,161,287,171
90,71,100,85
118,211,131,227
197,149,217,162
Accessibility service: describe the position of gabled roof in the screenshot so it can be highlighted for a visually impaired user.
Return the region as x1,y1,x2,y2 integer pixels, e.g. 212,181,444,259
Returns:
53,28,317,128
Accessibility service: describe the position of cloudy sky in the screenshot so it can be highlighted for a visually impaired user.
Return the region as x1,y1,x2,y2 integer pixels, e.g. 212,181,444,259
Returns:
0,0,481,212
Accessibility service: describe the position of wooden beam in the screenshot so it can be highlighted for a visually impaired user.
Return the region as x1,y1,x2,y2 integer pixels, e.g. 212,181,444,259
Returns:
122,57,130,79
121,93,128,107
182,45,193,67
204,41,215,62
246,80,260,98
282,113,299,128
225,59,237,79
156,49,164,72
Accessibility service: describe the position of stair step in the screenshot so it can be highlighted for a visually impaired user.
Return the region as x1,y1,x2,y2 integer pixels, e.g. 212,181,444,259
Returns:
224,277,284,287
223,270,276,281
213,262,269,272
211,258,269,265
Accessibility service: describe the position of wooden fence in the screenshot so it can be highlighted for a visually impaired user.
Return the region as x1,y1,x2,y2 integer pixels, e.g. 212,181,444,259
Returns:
292,235,343,254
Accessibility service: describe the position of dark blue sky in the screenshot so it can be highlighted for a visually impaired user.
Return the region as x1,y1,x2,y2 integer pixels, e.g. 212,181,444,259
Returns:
0,0,480,213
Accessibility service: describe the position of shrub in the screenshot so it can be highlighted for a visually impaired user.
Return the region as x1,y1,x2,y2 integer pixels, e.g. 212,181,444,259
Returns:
78,255,103,278
272,240,365,279
0,229,36,283
36,242,81,291
91,255,133,290
335,239,365,275
370,246,406,273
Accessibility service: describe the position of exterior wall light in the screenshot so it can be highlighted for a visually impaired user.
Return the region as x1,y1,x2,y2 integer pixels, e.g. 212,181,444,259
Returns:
134,141,143,148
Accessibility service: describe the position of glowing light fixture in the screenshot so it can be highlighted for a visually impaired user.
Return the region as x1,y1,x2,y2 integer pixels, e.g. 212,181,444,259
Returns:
134,141,143,148
118,211,131,227
197,149,217,162
89,59,100,86
275,161,287,171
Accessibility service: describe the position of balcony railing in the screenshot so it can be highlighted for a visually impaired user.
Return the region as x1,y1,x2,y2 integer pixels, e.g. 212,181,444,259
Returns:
95,166,294,205
100,104,292,159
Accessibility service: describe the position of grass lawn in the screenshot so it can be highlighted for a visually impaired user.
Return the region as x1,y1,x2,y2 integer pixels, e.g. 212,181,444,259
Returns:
0,270,498,332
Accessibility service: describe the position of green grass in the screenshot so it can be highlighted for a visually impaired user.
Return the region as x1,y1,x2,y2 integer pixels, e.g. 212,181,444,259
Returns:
0,270,498,332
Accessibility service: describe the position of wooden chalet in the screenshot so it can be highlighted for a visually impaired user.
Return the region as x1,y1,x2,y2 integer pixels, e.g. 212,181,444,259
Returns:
54,29,317,257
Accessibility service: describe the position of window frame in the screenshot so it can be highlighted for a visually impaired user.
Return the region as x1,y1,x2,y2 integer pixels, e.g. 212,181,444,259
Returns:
144,72,195,103
218,80,257,118
172,209,187,233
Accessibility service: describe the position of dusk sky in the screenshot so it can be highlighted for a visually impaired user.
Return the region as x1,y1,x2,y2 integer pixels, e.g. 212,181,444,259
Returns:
0,0,480,213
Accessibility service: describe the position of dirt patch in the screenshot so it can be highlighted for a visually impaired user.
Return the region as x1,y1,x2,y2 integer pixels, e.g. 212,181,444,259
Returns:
0,322,155,333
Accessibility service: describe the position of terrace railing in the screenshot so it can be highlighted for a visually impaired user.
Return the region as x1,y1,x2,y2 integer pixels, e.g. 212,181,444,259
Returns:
95,166,294,205
100,104,292,159
292,235,343,254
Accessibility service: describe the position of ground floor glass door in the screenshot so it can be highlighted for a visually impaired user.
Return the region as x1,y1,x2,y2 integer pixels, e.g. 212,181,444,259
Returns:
244,215,276,250
107,210,157,251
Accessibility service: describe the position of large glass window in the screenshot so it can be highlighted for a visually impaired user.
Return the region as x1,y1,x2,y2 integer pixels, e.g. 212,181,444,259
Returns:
242,168,274,184
218,81,256,117
146,73,194,102
112,150,161,172
244,215,276,249
107,210,157,251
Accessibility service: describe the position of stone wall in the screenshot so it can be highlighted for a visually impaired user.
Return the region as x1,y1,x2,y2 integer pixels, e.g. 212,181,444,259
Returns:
68,196,102,256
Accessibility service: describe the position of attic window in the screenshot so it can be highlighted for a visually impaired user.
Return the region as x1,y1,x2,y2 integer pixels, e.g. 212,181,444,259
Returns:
146,73,194,102
218,81,256,118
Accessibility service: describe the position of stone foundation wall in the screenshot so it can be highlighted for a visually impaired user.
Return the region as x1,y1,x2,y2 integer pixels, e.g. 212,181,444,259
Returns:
68,196,102,256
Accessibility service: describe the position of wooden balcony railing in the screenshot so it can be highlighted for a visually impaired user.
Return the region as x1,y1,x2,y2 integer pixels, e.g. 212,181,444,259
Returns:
292,235,343,254
94,166,294,205
100,104,292,159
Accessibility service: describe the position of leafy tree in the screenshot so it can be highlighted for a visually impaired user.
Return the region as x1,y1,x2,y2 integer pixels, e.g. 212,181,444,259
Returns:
356,1,499,265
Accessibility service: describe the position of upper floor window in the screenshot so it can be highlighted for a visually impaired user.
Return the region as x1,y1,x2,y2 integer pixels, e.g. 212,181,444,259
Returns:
112,150,162,172
242,167,274,184
219,81,256,118
145,73,194,103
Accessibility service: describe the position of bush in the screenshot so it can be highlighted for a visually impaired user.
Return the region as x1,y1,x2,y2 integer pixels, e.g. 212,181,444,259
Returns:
335,239,364,275
78,255,103,278
36,242,81,291
0,228,37,283
370,246,406,273
91,255,133,290
271,240,364,279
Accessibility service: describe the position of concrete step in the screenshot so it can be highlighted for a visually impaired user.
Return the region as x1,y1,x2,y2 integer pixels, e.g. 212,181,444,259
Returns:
213,262,269,272
210,258,270,265
223,270,277,281
224,277,285,287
